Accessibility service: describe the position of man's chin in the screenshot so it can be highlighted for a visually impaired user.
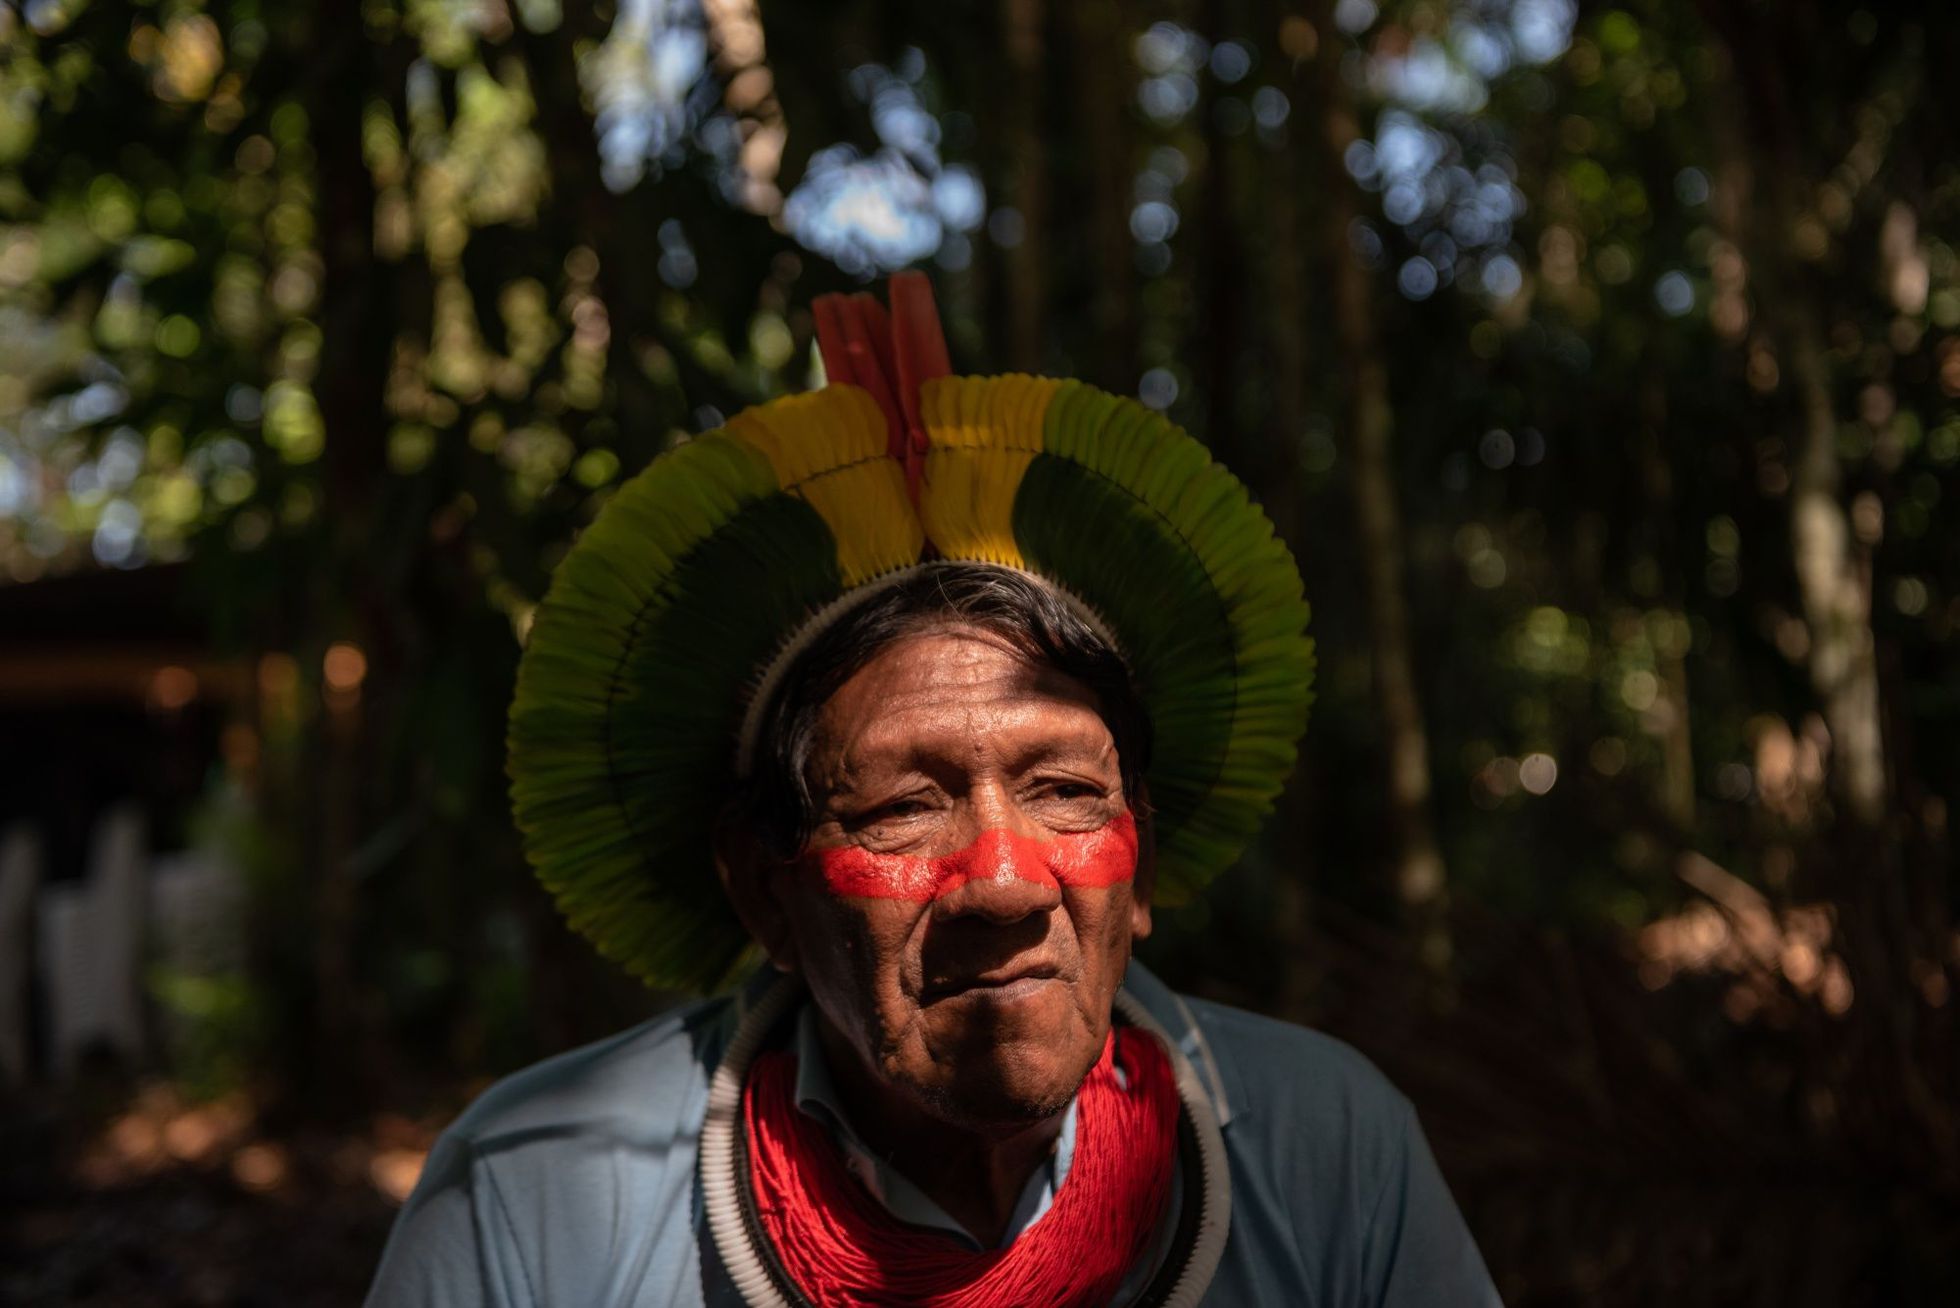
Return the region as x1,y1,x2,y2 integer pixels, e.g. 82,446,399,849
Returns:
909,1040,1103,1132
895,981,1111,1128
916,1070,1085,1134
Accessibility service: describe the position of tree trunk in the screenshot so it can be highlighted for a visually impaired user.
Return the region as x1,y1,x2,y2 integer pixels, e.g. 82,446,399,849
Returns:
1194,0,1244,466
1263,18,1317,1017
1697,0,1953,1167
1636,371,1698,833
1066,0,1136,393
307,0,401,1107
1000,0,1047,371
1784,314,1886,825
1698,1,1887,828
1307,7,1449,962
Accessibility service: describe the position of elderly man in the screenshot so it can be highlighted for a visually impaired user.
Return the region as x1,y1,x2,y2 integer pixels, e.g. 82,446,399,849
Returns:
368,275,1499,1306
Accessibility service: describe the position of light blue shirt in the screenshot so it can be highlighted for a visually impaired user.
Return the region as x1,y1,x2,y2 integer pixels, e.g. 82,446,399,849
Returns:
367,961,1501,1307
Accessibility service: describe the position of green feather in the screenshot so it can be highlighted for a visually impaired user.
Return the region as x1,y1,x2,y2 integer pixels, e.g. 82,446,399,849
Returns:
508,438,842,991
1026,380,1315,905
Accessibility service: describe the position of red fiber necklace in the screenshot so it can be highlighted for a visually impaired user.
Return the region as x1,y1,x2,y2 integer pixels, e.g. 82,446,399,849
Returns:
741,1027,1179,1308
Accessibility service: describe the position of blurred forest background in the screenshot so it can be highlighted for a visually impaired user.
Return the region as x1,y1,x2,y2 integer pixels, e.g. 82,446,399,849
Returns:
1,0,1957,1303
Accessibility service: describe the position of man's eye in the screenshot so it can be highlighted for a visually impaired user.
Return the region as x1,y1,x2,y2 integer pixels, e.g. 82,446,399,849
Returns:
1043,782,1102,802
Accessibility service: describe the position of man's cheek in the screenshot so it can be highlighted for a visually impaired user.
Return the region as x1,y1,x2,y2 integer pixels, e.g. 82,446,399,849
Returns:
1050,812,1139,889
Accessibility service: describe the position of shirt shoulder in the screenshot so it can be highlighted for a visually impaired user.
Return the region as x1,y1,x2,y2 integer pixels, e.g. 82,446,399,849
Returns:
1176,994,1419,1247
1121,963,1411,1138
1165,994,1500,1308
367,995,737,1308
444,993,731,1148
1181,995,1412,1131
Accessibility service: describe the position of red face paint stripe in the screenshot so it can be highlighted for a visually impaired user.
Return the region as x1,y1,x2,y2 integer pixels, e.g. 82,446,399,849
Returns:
806,811,1138,902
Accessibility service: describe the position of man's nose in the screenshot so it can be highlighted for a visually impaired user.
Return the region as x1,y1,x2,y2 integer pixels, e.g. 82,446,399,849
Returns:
930,827,1062,923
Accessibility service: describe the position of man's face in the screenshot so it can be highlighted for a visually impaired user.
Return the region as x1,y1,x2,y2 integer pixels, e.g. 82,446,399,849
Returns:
761,626,1150,1129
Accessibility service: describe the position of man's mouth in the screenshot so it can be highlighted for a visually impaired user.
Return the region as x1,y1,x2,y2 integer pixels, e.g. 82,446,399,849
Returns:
922,963,1061,1003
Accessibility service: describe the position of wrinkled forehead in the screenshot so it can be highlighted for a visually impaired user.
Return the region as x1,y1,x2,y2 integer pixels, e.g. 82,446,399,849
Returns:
806,625,1115,780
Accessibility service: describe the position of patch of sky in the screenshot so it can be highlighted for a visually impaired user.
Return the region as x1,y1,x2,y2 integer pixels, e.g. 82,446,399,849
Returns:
784,57,985,275
1251,86,1290,131
67,460,100,504
695,113,742,175
590,0,715,193
1654,271,1694,317
1129,149,1188,274
1371,38,1489,114
1375,112,1447,185
25,380,129,445
1420,231,1459,275
1130,200,1179,244
589,2,973,267
1138,73,1199,126
1383,181,1425,227
1399,256,1440,300
656,219,697,289
68,382,129,428
1138,367,1179,411
1136,22,1206,76
1512,0,1579,65
1334,0,1379,36
1210,40,1253,85
95,429,146,493
1345,140,1382,191
92,498,145,568
786,150,938,275
1481,252,1524,299
1350,0,1570,304
1136,22,1206,126
0,452,32,518
870,80,940,155
1453,19,1513,81
931,168,986,233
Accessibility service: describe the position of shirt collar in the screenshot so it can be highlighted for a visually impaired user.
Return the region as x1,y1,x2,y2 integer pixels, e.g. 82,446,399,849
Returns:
1114,958,1238,1128
789,1002,1078,1249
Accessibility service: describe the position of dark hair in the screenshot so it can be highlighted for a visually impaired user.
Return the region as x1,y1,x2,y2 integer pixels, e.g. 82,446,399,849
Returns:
731,564,1152,859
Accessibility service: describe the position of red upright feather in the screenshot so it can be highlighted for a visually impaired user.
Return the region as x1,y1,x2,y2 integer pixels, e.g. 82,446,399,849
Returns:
811,274,954,505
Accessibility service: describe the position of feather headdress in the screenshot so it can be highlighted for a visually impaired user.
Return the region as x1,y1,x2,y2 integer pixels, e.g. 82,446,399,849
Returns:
508,273,1314,989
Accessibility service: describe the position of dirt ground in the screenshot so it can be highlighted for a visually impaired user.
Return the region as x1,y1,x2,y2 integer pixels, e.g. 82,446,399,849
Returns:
2,1086,421,1308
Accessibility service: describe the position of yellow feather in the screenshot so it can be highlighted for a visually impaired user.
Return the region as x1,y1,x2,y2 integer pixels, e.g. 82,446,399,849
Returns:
918,374,1059,567
724,385,923,586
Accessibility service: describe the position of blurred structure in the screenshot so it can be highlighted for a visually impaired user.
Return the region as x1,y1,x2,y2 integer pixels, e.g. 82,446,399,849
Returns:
39,804,150,1079
0,825,40,1082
